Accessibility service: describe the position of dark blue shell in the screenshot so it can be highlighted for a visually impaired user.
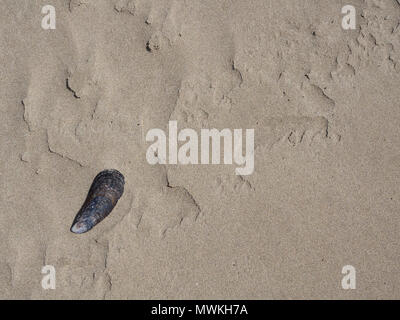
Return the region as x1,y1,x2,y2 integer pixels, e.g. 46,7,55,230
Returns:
70,170,125,234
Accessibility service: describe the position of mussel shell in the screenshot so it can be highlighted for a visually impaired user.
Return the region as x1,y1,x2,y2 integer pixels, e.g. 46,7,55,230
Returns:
70,169,125,234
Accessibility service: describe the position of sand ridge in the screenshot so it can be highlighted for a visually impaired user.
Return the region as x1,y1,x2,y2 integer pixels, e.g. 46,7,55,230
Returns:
0,0,399,299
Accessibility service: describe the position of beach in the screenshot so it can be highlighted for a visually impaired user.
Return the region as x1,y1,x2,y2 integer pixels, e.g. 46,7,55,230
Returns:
0,0,399,299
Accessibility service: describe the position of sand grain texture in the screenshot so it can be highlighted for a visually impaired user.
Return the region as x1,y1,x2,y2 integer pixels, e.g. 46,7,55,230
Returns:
0,0,399,299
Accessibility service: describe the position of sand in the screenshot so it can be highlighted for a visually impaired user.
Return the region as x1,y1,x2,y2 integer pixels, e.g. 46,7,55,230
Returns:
0,0,399,299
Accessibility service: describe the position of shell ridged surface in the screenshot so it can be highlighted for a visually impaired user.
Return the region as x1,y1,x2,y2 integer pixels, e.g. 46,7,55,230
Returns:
70,169,125,234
